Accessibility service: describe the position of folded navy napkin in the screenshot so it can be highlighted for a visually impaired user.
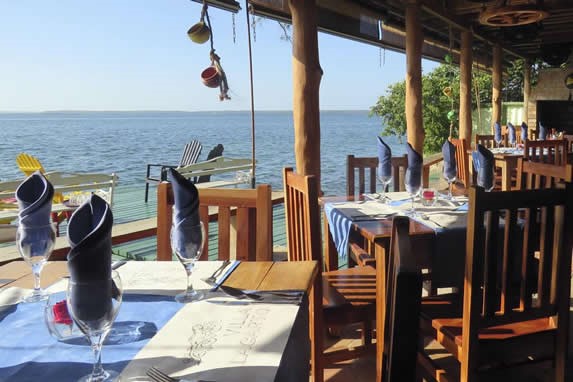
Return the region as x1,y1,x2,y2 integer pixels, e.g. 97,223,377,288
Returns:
539,121,547,140
494,122,502,144
521,122,528,142
67,194,114,321
15,171,54,228
475,144,494,190
377,136,392,178
442,140,457,180
405,143,422,190
507,122,516,144
167,168,200,228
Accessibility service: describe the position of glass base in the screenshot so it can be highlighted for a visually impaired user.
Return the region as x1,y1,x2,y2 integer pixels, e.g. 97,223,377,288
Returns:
175,289,204,303
78,369,118,382
23,289,48,303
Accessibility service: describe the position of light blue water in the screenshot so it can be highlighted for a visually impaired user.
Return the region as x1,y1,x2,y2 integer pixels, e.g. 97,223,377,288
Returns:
0,111,405,196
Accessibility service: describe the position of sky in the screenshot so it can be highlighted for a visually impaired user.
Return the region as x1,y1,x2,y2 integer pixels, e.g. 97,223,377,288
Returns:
0,0,439,112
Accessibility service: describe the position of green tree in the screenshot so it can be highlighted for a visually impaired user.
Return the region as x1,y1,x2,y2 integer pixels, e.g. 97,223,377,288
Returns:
370,59,530,153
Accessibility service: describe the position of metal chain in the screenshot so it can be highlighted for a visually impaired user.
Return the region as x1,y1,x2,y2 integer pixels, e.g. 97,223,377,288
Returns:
232,13,236,44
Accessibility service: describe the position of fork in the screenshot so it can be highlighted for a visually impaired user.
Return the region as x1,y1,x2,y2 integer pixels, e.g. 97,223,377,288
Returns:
202,260,230,284
146,366,215,382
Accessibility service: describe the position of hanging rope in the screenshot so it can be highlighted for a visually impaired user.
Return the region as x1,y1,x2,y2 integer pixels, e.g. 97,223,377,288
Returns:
202,1,231,100
245,1,256,188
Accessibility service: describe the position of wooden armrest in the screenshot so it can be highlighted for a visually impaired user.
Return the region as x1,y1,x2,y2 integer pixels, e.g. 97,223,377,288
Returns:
349,242,376,267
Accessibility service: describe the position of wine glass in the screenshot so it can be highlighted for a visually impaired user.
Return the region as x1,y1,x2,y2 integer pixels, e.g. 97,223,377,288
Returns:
494,135,503,149
477,166,495,192
67,270,123,382
16,224,56,303
171,221,206,303
404,169,421,217
376,174,393,203
442,168,457,201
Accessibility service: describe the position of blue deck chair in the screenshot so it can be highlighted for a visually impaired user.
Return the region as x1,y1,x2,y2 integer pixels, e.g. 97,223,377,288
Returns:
144,140,202,202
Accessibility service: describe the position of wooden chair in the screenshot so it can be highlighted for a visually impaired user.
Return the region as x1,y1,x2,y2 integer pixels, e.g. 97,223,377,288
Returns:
475,134,505,149
283,167,377,380
376,216,422,382
516,158,573,190
346,154,408,198
156,182,273,261
418,184,573,381
145,140,203,202
563,134,573,152
523,139,568,165
449,138,471,187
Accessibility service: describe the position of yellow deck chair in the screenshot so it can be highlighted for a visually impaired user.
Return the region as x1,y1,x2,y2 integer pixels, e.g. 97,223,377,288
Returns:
16,153,45,176
14,153,67,231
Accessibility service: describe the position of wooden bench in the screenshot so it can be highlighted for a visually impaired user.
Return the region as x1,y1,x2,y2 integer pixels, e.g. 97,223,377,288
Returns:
0,171,118,232
144,156,254,202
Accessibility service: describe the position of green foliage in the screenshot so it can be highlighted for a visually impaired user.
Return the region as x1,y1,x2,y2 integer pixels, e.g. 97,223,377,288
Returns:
370,59,529,153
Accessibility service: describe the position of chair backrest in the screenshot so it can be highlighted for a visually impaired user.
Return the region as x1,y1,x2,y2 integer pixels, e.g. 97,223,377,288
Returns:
178,140,203,167
475,134,501,149
376,216,421,382
346,155,377,197
449,138,470,187
502,124,524,144
516,158,573,190
282,167,322,267
346,155,408,198
16,153,45,176
461,185,573,376
523,139,568,165
196,144,224,183
156,182,273,262
562,134,573,152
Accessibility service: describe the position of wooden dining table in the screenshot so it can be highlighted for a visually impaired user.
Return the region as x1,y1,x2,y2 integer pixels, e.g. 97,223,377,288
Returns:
0,259,320,382
321,191,469,290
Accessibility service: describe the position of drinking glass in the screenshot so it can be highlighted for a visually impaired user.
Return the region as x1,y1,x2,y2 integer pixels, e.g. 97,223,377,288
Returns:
16,224,56,303
67,270,123,382
494,135,503,149
442,170,457,201
477,167,495,192
376,174,393,203
404,169,421,217
171,221,206,303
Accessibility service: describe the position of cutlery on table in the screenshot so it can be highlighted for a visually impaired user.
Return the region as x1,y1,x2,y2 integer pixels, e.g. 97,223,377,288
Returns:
419,213,444,228
209,260,240,291
351,212,397,221
219,285,303,302
202,260,230,284
146,366,215,382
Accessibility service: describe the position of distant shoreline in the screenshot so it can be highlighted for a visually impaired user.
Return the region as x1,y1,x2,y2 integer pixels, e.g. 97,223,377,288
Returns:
0,109,370,114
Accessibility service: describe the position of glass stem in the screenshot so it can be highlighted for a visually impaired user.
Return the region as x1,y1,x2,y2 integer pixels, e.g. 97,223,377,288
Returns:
185,272,194,295
90,334,106,380
448,181,453,199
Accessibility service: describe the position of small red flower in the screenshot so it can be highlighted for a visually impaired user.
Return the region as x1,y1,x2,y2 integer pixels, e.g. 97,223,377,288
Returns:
52,300,73,325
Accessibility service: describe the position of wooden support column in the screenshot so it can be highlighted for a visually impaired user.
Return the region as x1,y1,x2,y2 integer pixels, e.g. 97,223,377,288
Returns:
289,0,323,190
523,59,531,130
491,44,502,132
459,30,473,142
405,0,424,154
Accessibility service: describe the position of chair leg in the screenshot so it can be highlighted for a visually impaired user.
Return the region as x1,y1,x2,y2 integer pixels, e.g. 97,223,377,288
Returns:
144,183,149,203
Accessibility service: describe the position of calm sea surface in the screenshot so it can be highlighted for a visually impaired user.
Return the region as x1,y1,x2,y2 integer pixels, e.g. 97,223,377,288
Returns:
0,111,404,196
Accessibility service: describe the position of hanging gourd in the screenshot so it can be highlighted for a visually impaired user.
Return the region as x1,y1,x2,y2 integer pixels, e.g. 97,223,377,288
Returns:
194,1,231,101
188,4,211,44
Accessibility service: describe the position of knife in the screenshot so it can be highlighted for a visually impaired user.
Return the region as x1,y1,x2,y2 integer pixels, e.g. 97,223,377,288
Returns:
210,260,240,291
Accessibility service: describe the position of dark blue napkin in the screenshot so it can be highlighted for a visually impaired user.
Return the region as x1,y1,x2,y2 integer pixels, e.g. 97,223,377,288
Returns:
476,144,494,190
494,122,502,144
539,121,547,140
15,171,54,228
67,194,114,321
441,140,457,180
521,122,528,142
507,122,516,144
405,143,422,190
167,168,200,227
377,136,392,178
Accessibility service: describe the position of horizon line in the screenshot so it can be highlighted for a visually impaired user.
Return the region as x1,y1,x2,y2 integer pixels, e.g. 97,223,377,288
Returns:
0,108,371,114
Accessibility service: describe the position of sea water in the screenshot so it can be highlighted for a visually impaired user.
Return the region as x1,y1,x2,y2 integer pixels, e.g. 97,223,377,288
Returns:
0,110,405,196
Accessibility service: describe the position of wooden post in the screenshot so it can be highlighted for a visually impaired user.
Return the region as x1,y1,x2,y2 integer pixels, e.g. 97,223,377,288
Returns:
405,0,424,154
289,0,323,190
459,30,473,143
491,44,502,133
523,59,531,132
156,182,173,261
